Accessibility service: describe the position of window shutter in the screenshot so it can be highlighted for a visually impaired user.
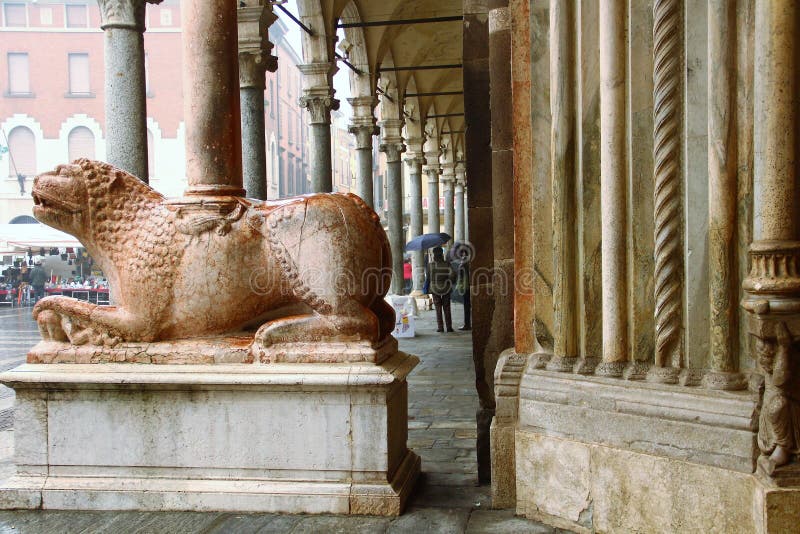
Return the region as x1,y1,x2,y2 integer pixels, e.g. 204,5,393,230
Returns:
67,127,95,161
7,126,36,178
7,53,29,94
68,53,90,94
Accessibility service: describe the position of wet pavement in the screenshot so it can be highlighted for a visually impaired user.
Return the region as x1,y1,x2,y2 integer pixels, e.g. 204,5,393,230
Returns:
0,304,567,533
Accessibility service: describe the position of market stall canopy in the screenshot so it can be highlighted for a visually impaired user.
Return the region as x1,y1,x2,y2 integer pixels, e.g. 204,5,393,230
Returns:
0,223,81,254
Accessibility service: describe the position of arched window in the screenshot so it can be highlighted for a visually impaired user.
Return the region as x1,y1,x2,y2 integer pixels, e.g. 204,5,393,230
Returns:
7,126,36,179
67,126,95,161
147,129,155,179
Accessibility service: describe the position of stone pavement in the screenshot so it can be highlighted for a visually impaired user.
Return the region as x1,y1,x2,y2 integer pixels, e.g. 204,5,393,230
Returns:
0,305,568,533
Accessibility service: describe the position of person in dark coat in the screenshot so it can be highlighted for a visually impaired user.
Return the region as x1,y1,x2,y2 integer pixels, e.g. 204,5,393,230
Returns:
30,262,48,303
426,247,456,332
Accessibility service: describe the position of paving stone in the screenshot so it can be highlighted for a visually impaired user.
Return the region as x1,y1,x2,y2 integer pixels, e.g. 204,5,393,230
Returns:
409,480,491,510
290,514,391,533
465,510,556,534
204,513,301,533
387,507,470,534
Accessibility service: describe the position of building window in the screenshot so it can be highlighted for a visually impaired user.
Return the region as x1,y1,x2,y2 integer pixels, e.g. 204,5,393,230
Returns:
65,4,87,28
39,7,53,25
67,126,95,161
159,8,172,26
3,3,26,27
67,53,91,95
288,111,293,145
269,80,274,118
6,52,30,95
7,126,36,179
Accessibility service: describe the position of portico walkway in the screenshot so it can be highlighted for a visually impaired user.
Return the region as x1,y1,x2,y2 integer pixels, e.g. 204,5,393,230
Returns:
0,306,563,533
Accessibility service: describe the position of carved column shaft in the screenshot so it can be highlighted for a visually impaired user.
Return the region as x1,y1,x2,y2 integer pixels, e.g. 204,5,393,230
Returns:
648,0,684,383
98,0,160,183
753,0,798,243
299,63,338,193
349,96,378,208
454,163,466,243
350,124,378,208
546,0,579,371
704,0,745,390
597,0,628,377
425,168,441,233
406,152,425,294
442,170,455,242
239,4,278,200
181,0,244,197
381,141,406,294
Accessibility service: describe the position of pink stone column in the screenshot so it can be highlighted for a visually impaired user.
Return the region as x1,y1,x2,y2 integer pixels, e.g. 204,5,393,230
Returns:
511,0,535,356
181,0,245,198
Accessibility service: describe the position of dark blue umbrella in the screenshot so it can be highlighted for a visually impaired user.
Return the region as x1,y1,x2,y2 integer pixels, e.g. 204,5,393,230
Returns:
405,232,451,251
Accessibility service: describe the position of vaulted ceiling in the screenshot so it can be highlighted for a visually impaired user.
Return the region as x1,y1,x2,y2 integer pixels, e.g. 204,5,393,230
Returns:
297,0,465,138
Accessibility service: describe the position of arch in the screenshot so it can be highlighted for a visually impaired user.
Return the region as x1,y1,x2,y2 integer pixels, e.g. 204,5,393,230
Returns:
337,1,373,98
58,114,103,161
7,126,36,178
67,126,95,161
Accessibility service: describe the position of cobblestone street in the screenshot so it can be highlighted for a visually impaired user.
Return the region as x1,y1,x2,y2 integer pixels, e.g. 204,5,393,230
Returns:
0,305,564,533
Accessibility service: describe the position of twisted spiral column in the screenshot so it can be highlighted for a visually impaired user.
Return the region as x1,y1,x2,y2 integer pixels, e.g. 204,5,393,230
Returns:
648,0,683,383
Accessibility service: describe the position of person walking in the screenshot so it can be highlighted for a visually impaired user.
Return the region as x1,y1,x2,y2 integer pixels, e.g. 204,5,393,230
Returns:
427,246,456,333
30,262,48,303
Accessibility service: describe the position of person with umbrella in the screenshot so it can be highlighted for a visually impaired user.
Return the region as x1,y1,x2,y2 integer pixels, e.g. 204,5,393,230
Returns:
426,246,456,333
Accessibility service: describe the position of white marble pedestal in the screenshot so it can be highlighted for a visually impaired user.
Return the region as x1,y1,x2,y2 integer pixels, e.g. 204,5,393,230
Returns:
0,352,420,516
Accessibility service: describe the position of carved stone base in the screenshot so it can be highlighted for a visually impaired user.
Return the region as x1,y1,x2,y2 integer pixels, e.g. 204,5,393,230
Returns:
622,360,650,380
545,355,577,373
701,369,747,391
27,336,398,365
0,351,420,515
595,360,625,378
645,365,680,384
572,357,599,375
515,370,774,532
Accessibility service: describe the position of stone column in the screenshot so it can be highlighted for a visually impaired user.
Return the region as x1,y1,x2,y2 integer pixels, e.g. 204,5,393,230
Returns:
441,164,455,241
454,162,466,242
742,0,800,475
647,0,684,383
298,63,338,193
348,97,379,208
545,0,579,372
405,145,425,294
424,165,441,233
97,0,161,183
380,120,406,295
238,3,278,200
596,0,628,378
703,0,746,390
181,0,245,197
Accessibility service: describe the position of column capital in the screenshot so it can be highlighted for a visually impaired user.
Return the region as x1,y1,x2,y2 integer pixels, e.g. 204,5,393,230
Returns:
454,181,465,193
298,94,339,125
380,142,406,163
423,165,442,181
97,0,162,31
238,4,278,89
348,124,379,149
404,154,426,168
